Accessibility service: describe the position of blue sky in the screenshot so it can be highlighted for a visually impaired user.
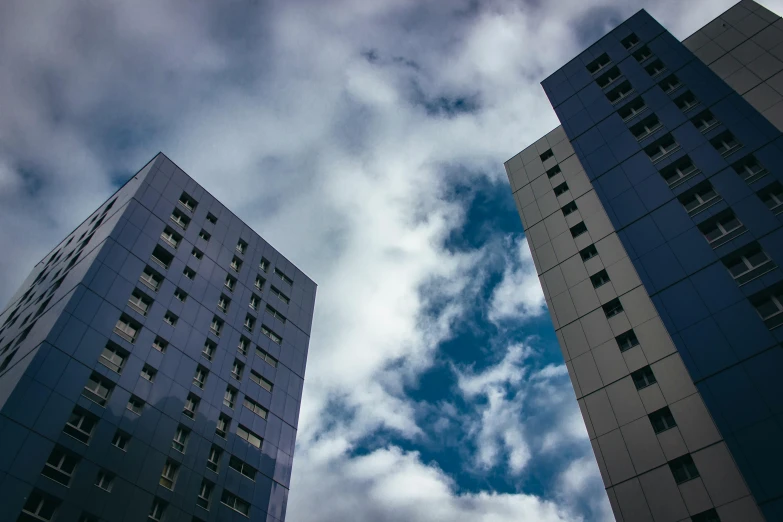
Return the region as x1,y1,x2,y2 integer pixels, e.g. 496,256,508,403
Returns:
0,0,774,521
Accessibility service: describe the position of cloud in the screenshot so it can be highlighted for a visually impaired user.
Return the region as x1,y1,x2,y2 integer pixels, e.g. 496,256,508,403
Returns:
488,236,547,324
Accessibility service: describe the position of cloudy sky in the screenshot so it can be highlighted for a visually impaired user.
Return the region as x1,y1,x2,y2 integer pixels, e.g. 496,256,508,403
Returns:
1,0,778,521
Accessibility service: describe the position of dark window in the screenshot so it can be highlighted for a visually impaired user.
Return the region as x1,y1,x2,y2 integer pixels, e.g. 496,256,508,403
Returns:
178,192,198,212
570,222,588,238
758,181,783,213
160,227,182,249
562,201,578,216
649,407,677,434
630,114,662,140
698,210,745,248
618,97,647,121
752,287,783,329
734,154,768,184
170,208,191,229
198,229,211,242
112,430,130,450
691,509,721,522
606,80,634,104
633,45,652,62
41,446,79,486
82,373,113,406
221,490,250,516
206,213,217,224
602,298,624,318
596,66,621,89
151,245,174,269
616,330,639,352
669,454,700,484
631,366,656,390
622,33,640,50
722,242,775,285
580,245,599,261
540,149,554,162
546,165,561,178
675,90,699,112
691,110,718,133
586,53,611,74
678,182,719,216
590,270,610,288
644,58,666,77
229,456,258,481
659,73,681,95
183,266,196,280
63,407,98,444
553,182,569,196
644,133,679,163
20,489,59,521
710,131,742,157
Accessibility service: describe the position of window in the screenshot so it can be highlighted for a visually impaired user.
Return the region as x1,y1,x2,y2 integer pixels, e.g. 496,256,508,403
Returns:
250,370,274,392
255,275,266,290
78,513,99,522
669,454,700,484
179,192,198,212
20,490,59,522
149,498,166,522
602,298,624,318
661,156,699,188
679,182,719,216
754,289,783,330
271,286,290,304
198,229,211,241
644,58,666,77
546,165,561,178
553,182,569,196
63,407,97,444
217,294,230,313
649,406,677,434
41,446,79,486
112,430,130,451
197,480,213,511
183,392,200,418
759,182,783,213
183,266,196,280
206,446,222,473
580,245,599,262
231,359,244,380
151,245,174,270
633,45,652,62
172,426,189,453
216,414,230,438
632,366,656,390
699,211,745,247
619,97,647,121
570,222,588,239
194,365,209,388
160,227,181,249
261,324,282,344
210,317,223,337
229,456,257,480
644,133,679,163
238,336,250,355
114,314,139,343
630,114,662,140
691,509,721,522
225,275,236,292
95,470,115,492
659,74,681,95
153,336,168,353
236,240,248,254
170,208,190,229
562,201,578,216
607,80,634,104
99,342,127,373
206,212,218,224
586,53,611,74
596,66,621,89
249,294,261,310
128,289,152,315
675,90,699,112
163,311,178,326
203,339,216,361
723,243,775,284
622,33,640,49
83,373,113,406
710,131,741,157
540,149,554,162
590,270,610,289
140,266,163,291
266,304,287,323
174,288,187,302
691,110,718,133
141,365,157,382
159,460,179,490
224,387,237,409
256,347,279,367
734,154,768,184
243,396,268,419
191,247,203,260
236,424,263,448
127,396,144,415
230,256,243,272
243,315,255,332
275,268,294,285
221,490,251,517
259,258,270,272
616,330,640,352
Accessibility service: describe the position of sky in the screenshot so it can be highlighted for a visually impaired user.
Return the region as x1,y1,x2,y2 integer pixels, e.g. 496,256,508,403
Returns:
0,0,778,521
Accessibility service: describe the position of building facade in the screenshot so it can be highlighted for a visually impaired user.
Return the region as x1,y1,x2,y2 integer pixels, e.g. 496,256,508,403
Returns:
505,1,783,521
0,153,315,522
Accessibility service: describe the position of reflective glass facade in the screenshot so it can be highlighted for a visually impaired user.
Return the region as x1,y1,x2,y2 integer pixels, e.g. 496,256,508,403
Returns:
0,153,315,522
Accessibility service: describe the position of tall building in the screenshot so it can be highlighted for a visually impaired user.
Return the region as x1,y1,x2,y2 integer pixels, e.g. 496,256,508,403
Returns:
0,153,315,522
505,1,783,521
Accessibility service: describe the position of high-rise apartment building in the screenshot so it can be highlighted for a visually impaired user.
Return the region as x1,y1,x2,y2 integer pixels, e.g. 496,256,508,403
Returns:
505,1,783,521
0,153,315,522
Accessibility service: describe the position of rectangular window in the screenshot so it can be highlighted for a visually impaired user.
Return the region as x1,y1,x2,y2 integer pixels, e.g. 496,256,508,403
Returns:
734,154,768,184
691,509,721,522
206,212,217,224
194,365,209,388
752,288,783,329
163,311,178,326
546,165,561,178
230,256,243,272
250,370,274,392
618,97,647,121
271,286,290,304
249,294,261,310
602,298,623,318
184,393,200,419
561,201,578,216
236,424,263,449
174,288,187,302
255,275,266,290
236,240,248,254
151,245,174,270
172,426,189,453
127,396,144,415
759,181,783,214
261,324,282,344
243,314,255,332
153,336,168,353
210,317,223,337
669,454,700,484
630,113,662,141
590,270,610,289
266,304,287,323
659,73,681,95
114,314,140,343
232,359,244,380
723,242,775,284
197,480,213,511
21,490,59,522
95,470,115,492
622,33,640,50
570,222,588,238
203,339,216,361
149,499,166,522
221,490,251,517
691,109,718,133
616,330,640,352
198,229,211,242
644,58,666,77
229,455,258,480
243,396,268,419
238,336,250,355
159,460,179,490
595,66,621,89
649,406,677,434
586,53,611,74
225,275,237,292
256,347,279,367
698,211,745,248
42,446,79,486
679,182,720,216
224,387,237,409
206,446,222,473
141,365,156,382
63,407,97,444
178,192,198,212
170,208,191,229
183,266,196,280
99,342,127,373
160,227,182,249
606,80,634,104
661,156,699,188
82,373,113,406
112,430,130,451
216,414,230,438
711,131,742,157
259,258,270,272
540,149,554,162
644,133,679,163
580,245,599,262
633,45,652,63
553,182,569,196
275,267,294,285
675,90,699,112
217,294,230,313
632,366,656,390
191,247,203,260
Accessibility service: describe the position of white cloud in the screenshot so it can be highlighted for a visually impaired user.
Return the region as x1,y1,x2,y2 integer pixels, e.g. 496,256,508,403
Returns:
488,236,547,324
